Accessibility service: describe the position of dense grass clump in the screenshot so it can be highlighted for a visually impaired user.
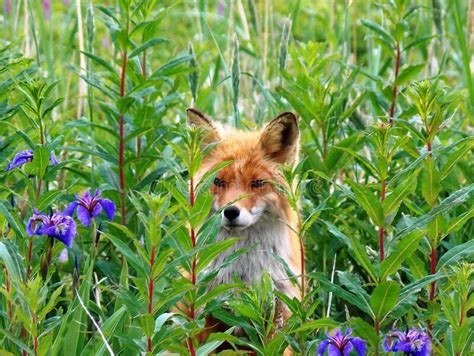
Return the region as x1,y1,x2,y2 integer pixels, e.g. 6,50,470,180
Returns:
0,1,473,355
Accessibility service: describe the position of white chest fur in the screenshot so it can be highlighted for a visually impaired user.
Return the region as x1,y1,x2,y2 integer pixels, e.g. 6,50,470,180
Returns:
205,214,298,299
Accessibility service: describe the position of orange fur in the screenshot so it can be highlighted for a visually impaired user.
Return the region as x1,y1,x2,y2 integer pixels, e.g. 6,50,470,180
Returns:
187,108,302,353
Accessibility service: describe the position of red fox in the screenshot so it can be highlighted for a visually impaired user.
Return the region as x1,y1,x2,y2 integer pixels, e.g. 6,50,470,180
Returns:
187,108,302,351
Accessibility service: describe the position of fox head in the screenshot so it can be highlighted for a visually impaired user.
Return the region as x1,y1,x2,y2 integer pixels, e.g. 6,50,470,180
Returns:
187,108,299,231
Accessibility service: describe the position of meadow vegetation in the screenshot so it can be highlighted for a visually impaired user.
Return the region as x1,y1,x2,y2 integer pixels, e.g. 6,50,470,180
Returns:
0,0,473,355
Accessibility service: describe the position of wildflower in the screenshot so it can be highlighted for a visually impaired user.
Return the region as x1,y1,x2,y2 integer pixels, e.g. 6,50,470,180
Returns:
5,149,59,172
383,327,431,356
64,190,115,227
27,209,77,247
5,0,11,15
43,0,50,19
318,328,366,356
58,248,69,263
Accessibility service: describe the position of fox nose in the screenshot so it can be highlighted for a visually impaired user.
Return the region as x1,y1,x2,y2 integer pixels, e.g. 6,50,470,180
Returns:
223,206,240,221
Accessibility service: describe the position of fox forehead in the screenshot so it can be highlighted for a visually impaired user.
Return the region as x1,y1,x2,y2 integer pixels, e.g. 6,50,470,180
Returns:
202,130,279,178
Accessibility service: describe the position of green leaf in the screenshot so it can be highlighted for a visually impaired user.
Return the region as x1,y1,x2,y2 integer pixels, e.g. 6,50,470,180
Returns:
370,281,400,320
437,240,474,269
129,38,168,58
325,133,362,174
290,318,339,333
0,202,27,238
36,190,64,212
347,181,384,226
440,138,474,180
361,19,395,44
326,222,377,281
196,238,238,274
380,230,424,280
442,207,474,238
383,170,419,216
396,64,425,86
32,145,50,178
351,317,379,346
315,275,374,316
422,157,441,207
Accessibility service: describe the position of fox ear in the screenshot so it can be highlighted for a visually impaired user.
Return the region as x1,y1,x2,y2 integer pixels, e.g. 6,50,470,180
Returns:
259,112,299,164
186,108,220,144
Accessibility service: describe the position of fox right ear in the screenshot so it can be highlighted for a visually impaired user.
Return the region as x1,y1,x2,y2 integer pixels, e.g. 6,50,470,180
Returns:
186,108,220,144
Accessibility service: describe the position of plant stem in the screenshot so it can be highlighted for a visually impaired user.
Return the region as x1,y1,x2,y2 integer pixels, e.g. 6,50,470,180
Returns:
118,17,130,225
429,247,437,301
388,42,401,125
33,312,38,356
379,180,386,262
5,269,12,331
375,318,380,356
137,50,147,157
188,176,197,356
147,245,155,353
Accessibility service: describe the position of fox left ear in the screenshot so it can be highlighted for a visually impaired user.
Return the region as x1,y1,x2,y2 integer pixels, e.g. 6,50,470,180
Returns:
259,112,299,164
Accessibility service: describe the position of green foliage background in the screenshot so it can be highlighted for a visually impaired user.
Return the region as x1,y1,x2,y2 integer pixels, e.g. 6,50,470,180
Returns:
0,0,473,355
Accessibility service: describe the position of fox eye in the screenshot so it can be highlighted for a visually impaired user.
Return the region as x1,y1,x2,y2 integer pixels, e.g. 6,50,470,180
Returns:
250,179,265,188
214,178,225,187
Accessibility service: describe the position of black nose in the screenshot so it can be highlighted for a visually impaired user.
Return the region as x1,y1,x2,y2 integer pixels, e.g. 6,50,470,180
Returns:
223,206,240,221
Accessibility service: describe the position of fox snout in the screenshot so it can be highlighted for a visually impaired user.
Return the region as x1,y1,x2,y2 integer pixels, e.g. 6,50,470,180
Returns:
220,203,266,230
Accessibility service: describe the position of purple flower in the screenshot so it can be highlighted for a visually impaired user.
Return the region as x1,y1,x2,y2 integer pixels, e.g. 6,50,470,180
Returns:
5,0,11,15
65,190,115,227
383,328,431,356
43,0,50,19
318,328,366,356
58,248,69,263
27,209,77,247
5,149,59,172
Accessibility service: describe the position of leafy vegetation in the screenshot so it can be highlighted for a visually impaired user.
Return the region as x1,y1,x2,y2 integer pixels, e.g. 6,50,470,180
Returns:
0,0,473,355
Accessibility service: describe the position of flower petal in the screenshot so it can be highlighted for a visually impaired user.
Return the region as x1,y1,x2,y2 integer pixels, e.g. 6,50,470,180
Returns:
317,340,330,356
49,152,59,165
99,198,116,221
64,201,78,217
350,337,367,356
77,205,92,227
91,202,102,218
328,344,342,356
5,150,34,171
58,248,69,263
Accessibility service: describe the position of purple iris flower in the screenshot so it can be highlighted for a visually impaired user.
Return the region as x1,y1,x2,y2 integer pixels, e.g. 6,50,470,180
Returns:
64,190,115,227
27,209,77,247
5,149,59,172
318,328,366,356
383,328,431,356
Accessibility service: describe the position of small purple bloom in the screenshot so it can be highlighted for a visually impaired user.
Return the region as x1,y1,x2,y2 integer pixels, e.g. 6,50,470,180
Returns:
27,209,77,247
318,328,366,356
383,328,431,356
58,248,69,263
65,190,115,227
5,149,59,172
5,0,11,15
43,0,50,20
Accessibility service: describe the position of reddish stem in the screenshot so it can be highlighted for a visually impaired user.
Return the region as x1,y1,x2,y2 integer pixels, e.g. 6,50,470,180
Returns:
118,23,129,225
375,319,380,356
388,42,401,125
22,329,27,356
137,50,147,157
147,245,156,352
